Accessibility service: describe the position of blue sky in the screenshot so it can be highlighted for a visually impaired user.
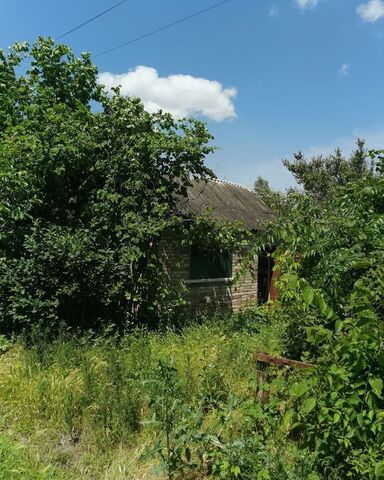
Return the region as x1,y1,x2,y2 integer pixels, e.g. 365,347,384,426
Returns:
1,0,384,189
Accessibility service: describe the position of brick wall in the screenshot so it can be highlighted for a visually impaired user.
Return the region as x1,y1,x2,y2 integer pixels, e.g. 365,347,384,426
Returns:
158,233,258,314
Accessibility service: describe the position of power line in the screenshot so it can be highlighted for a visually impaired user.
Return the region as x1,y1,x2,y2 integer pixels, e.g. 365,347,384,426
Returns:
94,0,230,58
56,0,129,41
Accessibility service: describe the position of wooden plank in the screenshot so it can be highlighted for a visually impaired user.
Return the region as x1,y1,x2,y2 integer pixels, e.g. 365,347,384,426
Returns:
255,351,314,369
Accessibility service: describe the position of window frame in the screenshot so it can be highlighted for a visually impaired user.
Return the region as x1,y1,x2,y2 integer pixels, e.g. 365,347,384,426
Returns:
186,244,234,284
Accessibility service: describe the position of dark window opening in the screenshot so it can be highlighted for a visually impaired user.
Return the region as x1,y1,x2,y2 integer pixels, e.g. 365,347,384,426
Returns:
258,249,274,304
190,245,232,280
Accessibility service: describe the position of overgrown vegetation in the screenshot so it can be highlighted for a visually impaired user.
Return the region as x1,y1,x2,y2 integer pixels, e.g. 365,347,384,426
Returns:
0,316,289,479
251,149,384,478
1,37,383,479
254,139,374,213
0,38,250,334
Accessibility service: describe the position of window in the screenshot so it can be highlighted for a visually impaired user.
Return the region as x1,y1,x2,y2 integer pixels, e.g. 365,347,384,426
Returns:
189,245,232,281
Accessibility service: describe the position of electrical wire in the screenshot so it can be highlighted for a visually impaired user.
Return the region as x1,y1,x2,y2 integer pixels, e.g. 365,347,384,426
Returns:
56,0,129,41
94,0,230,58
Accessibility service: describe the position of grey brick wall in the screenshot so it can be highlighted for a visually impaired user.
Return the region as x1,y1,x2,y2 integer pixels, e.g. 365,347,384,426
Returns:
158,233,258,314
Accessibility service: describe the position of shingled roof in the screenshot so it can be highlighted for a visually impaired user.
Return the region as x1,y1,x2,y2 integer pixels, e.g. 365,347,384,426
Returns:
177,178,274,230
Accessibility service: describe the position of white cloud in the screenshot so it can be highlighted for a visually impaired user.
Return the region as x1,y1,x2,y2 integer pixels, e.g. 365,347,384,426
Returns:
357,0,384,22
98,66,237,122
339,63,351,76
296,0,318,9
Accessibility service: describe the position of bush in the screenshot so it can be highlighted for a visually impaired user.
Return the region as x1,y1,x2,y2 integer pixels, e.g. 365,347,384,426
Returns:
255,151,384,478
288,271,384,479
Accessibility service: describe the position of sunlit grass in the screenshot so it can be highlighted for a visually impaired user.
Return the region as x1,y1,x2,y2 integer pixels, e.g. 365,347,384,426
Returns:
0,313,283,479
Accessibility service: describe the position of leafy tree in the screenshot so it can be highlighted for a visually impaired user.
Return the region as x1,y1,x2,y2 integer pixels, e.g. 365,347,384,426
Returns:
254,140,375,217
253,175,298,215
0,38,216,334
254,176,279,209
263,151,384,477
282,139,374,202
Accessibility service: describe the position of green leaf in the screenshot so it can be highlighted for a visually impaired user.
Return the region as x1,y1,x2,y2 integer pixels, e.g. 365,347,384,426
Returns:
375,460,384,478
357,413,364,428
257,469,271,480
282,409,293,429
140,419,163,426
369,377,383,398
231,465,241,477
306,326,331,344
303,286,315,307
289,381,309,398
314,293,327,315
286,274,298,290
333,412,341,424
335,319,342,333
302,398,316,415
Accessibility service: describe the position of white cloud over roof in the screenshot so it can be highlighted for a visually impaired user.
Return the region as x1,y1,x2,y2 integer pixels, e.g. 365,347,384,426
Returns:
98,66,237,122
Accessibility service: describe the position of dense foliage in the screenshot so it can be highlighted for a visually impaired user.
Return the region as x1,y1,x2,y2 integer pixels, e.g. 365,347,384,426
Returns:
1,35,384,480
254,139,375,213
282,139,373,201
0,38,218,333
272,150,383,354
262,151,384,478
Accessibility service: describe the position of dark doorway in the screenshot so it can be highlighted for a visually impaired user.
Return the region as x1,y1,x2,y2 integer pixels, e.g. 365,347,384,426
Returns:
257,249,274,304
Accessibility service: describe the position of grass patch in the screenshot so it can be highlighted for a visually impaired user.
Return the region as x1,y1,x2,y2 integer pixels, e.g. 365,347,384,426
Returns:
0,434,64,480
0,313,295,479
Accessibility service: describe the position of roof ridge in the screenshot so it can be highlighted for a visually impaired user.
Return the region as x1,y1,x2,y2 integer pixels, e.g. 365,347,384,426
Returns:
211,177,251,192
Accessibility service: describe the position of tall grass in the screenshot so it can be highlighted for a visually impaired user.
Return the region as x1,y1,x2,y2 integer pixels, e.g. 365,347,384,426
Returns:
0,314,283,479
0,434,64,480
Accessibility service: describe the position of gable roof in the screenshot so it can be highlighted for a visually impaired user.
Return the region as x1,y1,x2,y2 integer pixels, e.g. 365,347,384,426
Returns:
177,178,274,230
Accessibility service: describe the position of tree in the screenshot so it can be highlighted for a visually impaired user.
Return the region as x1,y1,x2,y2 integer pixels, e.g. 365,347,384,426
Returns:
0,38,215,334
282,139,373,202
253,176,276,207
254,140,375,219
253,176,298,216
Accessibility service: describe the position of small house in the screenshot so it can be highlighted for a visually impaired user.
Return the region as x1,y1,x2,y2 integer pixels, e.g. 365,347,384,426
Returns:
159,178,275,314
